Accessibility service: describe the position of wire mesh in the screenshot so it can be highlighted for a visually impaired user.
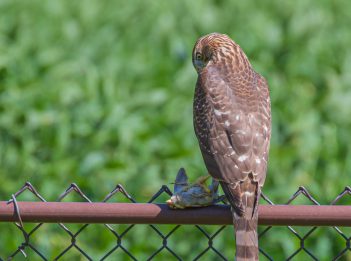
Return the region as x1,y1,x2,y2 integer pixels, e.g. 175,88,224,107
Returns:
1,183,351,260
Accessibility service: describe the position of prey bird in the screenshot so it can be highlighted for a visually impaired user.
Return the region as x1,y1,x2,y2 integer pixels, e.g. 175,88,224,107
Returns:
192,33,271,260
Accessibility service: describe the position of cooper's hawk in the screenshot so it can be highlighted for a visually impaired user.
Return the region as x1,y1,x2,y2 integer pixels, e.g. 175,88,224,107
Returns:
192,33,271,260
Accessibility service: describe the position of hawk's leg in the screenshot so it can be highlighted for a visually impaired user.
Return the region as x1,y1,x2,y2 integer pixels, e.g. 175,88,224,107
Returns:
166,168,221,209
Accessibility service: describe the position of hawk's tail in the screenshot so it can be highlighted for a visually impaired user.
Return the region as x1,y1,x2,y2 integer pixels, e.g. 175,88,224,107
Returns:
234,214,258,261
220,179,259,261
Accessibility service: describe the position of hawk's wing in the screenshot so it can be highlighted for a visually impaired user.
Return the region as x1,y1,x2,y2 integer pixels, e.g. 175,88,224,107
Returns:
202,65,271,214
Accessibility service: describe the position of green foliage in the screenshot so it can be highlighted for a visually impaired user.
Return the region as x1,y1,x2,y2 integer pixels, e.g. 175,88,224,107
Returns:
1,0,351,259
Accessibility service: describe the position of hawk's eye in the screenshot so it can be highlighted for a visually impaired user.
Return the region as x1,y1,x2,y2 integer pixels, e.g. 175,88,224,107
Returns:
195,53,202,60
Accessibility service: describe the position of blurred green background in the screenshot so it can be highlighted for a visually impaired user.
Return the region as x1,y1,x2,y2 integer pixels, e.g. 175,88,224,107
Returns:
1,0,351,260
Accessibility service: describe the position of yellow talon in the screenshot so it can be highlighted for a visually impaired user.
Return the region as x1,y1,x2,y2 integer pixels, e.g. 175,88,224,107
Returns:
196,175,211,184
193,175,211,193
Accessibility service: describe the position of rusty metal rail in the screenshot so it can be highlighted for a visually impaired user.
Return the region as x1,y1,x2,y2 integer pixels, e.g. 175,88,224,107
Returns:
1,202,351,226
1,182,350,261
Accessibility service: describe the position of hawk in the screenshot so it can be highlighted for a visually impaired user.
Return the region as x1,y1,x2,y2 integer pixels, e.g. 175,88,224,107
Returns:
192,33,271,260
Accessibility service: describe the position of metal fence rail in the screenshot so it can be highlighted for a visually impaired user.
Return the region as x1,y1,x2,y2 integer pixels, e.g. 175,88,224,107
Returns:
2,202,351,226
0,182,350,261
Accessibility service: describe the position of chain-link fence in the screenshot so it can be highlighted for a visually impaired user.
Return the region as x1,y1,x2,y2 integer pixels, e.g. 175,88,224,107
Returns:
0,182,350,260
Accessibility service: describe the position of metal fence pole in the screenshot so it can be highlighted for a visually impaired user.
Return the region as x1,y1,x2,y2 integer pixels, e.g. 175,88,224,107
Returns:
1,201,351,226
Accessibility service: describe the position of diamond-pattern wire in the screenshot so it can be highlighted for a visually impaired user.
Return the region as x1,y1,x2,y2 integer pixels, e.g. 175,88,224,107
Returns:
330,186,351,261
284,187,319,261
100,184,138,261
145,185,182,261
259,187,320,260
193,225,227,260
192,194,229,261
54,183,94,260
4,183,351,260
100,184,183,260
6,182,47,260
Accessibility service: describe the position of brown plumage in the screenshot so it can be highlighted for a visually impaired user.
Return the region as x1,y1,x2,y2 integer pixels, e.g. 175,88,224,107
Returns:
192,33,271,260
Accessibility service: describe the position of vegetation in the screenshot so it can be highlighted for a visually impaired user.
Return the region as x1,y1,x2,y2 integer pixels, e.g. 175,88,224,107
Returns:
1,0,350,259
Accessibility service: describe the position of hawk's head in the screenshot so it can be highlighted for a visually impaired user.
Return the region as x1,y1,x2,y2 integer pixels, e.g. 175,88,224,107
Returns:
192,32,250,73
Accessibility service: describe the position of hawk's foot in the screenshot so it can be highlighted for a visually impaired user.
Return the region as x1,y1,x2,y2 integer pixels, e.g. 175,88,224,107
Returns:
166,168,220,209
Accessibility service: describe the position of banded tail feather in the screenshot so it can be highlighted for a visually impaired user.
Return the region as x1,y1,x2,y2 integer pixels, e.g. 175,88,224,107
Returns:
234,214,258,261
221,177,260,261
